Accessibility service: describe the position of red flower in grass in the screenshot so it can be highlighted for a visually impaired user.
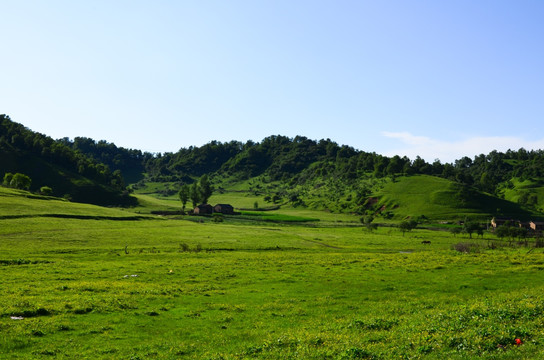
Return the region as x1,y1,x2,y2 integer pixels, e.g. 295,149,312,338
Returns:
515,338,522,345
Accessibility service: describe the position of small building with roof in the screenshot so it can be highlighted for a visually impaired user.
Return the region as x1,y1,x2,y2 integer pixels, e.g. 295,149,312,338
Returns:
194,204,213,215
214,204,234,214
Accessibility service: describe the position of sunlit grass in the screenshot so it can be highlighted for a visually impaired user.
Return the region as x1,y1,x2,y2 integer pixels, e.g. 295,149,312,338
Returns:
3,186,544,358
2,212,544,358
0,187,143,219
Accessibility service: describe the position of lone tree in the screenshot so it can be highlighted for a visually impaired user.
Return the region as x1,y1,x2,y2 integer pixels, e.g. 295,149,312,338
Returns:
198,174,214,204
360,215,378,232
40,186,53,196
399,220,417,236
178,184,190,211
190,182,200,208
463,221,481,239
495,225,510,241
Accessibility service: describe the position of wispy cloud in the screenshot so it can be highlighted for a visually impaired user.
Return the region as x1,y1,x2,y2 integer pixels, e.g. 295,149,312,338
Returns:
381,131,544,163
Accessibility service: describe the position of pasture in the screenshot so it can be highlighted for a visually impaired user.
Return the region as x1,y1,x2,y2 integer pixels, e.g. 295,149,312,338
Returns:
2,215,544,359
2,188,544,358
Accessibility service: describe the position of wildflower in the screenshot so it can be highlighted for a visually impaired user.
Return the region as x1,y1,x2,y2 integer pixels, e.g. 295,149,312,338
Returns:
515,338,522,345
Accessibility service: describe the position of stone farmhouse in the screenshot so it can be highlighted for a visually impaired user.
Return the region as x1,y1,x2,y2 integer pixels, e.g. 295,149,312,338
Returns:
193,203,236,215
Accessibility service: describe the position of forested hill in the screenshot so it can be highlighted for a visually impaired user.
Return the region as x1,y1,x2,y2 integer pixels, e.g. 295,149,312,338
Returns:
0,115,135,206
45,124,544,200
3,115,544,216
136,135,544,218
139,134,544,197
59,136,149,184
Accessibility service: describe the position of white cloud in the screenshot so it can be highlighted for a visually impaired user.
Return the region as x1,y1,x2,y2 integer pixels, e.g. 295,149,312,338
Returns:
381,132,544,163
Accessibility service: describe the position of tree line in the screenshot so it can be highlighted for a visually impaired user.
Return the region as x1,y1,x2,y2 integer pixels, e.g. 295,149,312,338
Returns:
0,115,136,205
47,125,544,199
5,114,544,207
0,115,126,191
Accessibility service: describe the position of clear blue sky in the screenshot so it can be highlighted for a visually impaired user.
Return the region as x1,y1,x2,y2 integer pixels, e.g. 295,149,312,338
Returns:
2,1,543,162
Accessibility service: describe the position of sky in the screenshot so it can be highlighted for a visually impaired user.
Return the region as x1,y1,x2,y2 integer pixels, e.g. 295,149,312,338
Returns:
1,0,543,163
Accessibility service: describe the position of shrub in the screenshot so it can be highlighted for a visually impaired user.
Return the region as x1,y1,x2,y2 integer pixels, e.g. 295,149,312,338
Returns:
40,186,53,196
452,242,479,253
10,173,32,190
212,213,224,223
3,172,13,186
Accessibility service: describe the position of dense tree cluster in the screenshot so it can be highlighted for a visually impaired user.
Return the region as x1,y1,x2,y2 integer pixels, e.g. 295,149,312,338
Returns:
3,172,31,190
60,137,150,183
144,141,245,182
495,221,529,242
0,115,125,191
0,115,135,205
216,138,544,198
179,175,214,209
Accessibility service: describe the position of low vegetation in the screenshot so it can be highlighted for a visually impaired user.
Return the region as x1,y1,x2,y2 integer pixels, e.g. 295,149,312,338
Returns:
1,187,544,359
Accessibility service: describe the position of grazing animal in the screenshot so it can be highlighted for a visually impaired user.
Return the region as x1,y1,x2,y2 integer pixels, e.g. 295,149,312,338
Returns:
421,240,431,244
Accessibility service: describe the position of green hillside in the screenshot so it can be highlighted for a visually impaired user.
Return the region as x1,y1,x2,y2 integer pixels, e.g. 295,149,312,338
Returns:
374,175,537,221
4,115,544,221
0,187,145,220
0,115,136,206
499,177,544,213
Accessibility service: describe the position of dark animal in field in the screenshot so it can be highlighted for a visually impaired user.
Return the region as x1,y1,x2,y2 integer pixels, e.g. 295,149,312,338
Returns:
421,240,431,244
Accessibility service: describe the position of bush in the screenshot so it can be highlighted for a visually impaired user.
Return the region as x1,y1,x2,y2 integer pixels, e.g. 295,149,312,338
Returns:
3,172,13,186
9,173,32,190
40,186,53,196
452,242,480,253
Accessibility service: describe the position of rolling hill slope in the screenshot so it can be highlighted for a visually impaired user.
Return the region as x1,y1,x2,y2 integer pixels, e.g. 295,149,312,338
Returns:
375,175,538,221
0,187,147,219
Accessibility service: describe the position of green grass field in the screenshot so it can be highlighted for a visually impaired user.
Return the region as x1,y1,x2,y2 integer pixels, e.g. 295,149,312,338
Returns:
0,187,147,219
2,187,544,359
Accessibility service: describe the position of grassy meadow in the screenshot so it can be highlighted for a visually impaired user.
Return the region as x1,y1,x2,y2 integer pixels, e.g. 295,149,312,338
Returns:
2,188,544,359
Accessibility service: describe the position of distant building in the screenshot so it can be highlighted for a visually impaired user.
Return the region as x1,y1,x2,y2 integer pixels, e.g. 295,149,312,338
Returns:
194,204,213,215
490,217,517,229
214,204,234,214
530,221,544,233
